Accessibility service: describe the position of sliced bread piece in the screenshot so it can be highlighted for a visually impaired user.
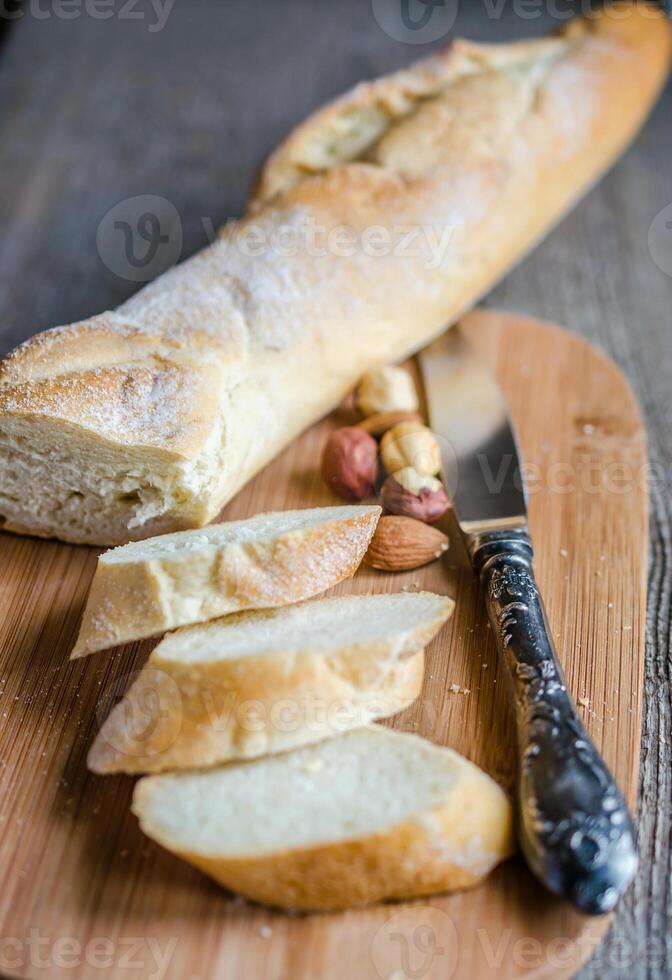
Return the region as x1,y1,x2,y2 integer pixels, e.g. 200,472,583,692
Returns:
88,591,453,774
72,505,380,658
132,726,515,910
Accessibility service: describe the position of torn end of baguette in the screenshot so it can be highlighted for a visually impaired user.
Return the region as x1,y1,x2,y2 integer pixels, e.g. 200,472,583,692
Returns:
70,505,381,659
87,591,454,774
131,726,515,911
0,344,230,546
0,413,204,546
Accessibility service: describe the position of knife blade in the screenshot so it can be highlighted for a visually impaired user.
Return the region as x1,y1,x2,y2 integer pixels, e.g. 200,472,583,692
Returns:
420,327,527,532
419,326,638,915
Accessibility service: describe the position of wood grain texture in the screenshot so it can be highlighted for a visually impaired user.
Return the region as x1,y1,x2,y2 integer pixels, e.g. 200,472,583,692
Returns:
0,310,648,979
0,3,669,976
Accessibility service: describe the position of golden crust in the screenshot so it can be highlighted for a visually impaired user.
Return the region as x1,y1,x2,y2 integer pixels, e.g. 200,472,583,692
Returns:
0,359,222,458
132,730,515,911
89,647,425,773
250,34,568,208
71,506,381,657
1,3,669,545
88,593,454,773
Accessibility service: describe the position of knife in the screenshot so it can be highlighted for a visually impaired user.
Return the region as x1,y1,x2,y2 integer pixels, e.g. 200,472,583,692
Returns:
419,326,638,915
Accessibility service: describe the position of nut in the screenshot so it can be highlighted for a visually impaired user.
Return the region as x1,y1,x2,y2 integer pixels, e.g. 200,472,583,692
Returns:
381,421,441,476
355,366,419,417
357,409,423,438
380,467,449,523
320,427,378,501
364,516,449,571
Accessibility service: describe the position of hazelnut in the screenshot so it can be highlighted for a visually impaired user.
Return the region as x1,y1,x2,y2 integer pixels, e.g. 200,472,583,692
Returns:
355,366,419,417
380,467,449,523
321,427,377,501
381,421,441,477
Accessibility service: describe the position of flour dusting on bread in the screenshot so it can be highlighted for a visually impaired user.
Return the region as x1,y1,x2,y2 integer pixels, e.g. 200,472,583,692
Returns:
0,5,669,544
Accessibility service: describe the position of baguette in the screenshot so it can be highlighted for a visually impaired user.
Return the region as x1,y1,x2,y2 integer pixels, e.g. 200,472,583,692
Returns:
1,4,669,545
72,505,380,657
132,726,515,910
88,591,453,773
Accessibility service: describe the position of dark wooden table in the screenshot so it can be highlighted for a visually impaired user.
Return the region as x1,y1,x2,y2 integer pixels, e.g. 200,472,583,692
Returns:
0,2,670,977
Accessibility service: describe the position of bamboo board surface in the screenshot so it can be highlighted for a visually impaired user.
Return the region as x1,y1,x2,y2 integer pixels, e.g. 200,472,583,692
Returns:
0,310,648,980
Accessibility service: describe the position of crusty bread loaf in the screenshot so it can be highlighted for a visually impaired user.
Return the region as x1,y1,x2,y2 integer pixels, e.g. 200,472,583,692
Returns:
132,726,515,910
1,4,669,545
88,591,453,773
72,505,380,657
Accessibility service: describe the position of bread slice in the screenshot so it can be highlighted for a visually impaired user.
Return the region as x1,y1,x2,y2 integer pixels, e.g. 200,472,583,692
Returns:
72,505,380,658
132,726,515,910
88,591,453,774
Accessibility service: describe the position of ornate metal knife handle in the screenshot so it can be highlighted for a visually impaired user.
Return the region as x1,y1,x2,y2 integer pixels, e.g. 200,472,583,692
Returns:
470,529,638,915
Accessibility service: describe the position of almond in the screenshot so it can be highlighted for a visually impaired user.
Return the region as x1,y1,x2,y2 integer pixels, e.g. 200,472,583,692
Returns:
356,410,423,438
364,516,449,571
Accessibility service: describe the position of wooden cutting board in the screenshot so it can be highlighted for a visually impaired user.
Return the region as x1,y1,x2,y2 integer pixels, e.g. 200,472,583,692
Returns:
0,310,648,980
